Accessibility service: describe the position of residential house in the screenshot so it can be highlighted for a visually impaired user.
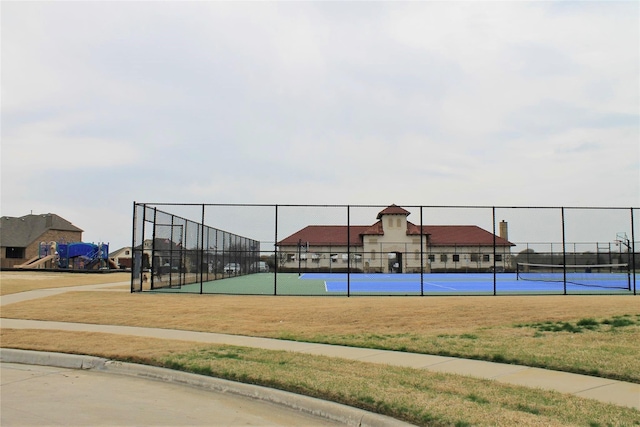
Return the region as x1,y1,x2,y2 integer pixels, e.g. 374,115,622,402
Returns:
109,246,133,269
0,213,83,268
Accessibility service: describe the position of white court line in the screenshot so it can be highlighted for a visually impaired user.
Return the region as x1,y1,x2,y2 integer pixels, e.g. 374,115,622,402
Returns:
324,281,459,292
422,282,458,291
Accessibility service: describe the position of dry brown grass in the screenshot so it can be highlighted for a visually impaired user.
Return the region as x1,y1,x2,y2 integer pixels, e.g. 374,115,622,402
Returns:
2,271,634,335
2,329,638,427
2,271,639,426
2,290,636,336
0,271,129,295
2,272,639,382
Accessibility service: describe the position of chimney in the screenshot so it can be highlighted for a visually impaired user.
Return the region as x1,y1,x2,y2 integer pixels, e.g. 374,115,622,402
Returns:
499,221,508,241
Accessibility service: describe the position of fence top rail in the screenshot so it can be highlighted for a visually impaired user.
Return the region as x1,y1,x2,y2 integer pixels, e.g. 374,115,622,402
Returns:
135,202,638,210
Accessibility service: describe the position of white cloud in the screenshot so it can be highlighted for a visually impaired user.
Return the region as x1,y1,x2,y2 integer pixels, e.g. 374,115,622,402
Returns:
3,113,140,169
1,1,638,249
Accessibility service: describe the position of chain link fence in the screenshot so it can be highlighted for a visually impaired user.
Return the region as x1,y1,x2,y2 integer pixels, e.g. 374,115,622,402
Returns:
131,203,638,295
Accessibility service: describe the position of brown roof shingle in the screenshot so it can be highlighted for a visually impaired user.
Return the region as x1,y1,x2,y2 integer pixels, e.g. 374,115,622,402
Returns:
376,204,410,219
423,225,513,247
278,225,370,246
1,213,83,247
277,205,514,248
278,224,513,247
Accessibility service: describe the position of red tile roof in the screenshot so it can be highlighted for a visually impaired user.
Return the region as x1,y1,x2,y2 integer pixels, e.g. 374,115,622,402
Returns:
376,204,410,219
278,225,371,246
278,224,513,247
423,225,513,247
277,205,514,248
361,221,384,235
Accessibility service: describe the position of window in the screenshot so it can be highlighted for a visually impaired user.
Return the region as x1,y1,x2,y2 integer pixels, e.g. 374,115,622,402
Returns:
397,218,401,227
331,254,338,263
428,254,435,262
371,249,376,260
440,254,448,262
388,218,393,228
287,253,296,262
5,247,24,259
415,250,420,260
125,250,130,255
495,254,503,262
452,254,460,262
470,253,479,262
483,254,490,262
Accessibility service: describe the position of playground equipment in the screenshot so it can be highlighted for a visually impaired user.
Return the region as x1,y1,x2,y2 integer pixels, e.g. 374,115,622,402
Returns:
16,241,112,270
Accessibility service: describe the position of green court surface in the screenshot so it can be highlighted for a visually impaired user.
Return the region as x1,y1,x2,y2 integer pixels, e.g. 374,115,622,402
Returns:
150,273,330,295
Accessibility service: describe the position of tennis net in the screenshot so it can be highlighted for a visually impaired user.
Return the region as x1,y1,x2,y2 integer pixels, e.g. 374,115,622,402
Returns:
516,262,631,290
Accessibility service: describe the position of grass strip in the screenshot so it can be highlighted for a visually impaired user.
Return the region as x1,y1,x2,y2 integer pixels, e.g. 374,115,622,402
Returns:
0,272,130,295
3,291,638,383
302,315,640,383
2,329,638,427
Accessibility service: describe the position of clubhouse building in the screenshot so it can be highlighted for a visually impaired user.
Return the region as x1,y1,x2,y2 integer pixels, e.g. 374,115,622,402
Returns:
277,205,514,273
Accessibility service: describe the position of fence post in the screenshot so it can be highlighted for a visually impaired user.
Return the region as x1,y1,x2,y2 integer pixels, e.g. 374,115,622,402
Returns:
151,208,157,290
200,204,205,294
631,207,637,295
130,202,137,293
347,205,351,297
420,206,424,296
561,207,567,295
274,205,278,295
492,206,497,296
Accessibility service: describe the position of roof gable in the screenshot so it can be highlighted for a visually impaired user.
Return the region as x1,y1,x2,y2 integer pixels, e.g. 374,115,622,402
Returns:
361,221,384,236
377,204,410,219
109,246,132,257
0,213,83,247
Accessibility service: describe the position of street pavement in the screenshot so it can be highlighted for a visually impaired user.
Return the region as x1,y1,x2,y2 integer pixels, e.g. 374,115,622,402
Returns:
1,360,345,427
1,280,638,427
2,351,413,427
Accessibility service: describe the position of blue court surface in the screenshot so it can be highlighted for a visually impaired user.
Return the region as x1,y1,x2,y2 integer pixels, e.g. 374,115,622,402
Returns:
299,272,633,294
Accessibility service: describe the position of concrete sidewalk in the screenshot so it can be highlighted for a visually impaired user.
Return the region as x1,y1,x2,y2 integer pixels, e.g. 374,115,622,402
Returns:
1,283,639,414
2,317,638,410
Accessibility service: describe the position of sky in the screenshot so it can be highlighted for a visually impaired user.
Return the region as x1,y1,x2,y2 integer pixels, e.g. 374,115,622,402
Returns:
2,1,639,251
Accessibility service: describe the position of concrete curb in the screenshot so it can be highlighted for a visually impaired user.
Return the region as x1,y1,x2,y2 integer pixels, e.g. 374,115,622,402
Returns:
0,348,414,427
0,347,108,370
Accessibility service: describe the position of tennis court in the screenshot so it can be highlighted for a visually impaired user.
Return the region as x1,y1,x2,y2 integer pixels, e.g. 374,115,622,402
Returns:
303,272,632,295
151,270,634,296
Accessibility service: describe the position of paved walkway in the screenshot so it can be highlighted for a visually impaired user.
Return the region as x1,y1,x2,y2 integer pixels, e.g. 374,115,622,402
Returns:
1,281,639,418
